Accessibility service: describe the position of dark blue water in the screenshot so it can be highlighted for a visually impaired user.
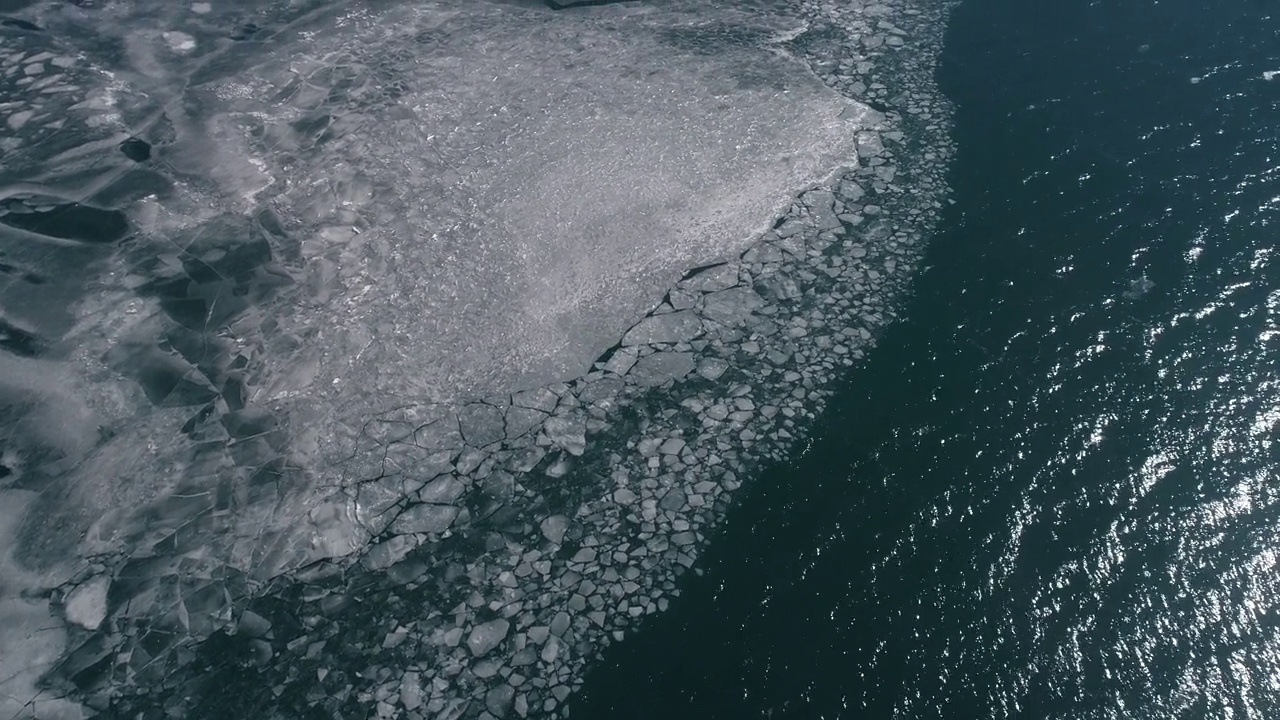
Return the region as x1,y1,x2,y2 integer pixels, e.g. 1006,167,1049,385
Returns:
574,0,1280,718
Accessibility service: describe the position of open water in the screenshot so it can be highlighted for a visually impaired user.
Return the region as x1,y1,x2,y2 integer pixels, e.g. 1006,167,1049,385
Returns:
575,0,1280,718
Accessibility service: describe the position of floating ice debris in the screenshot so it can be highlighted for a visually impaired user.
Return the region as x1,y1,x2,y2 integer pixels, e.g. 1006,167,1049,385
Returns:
539,515,569,545
1123,273,1155,300
1264,70,1278,81
6,109,34,131
467,619,510,657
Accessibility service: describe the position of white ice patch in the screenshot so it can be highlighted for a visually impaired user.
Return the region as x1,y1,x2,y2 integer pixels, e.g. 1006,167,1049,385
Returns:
163,30,197,53
63,576,110,630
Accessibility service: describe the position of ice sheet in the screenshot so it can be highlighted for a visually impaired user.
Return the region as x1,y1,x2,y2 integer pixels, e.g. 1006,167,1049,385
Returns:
0,0,876,712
